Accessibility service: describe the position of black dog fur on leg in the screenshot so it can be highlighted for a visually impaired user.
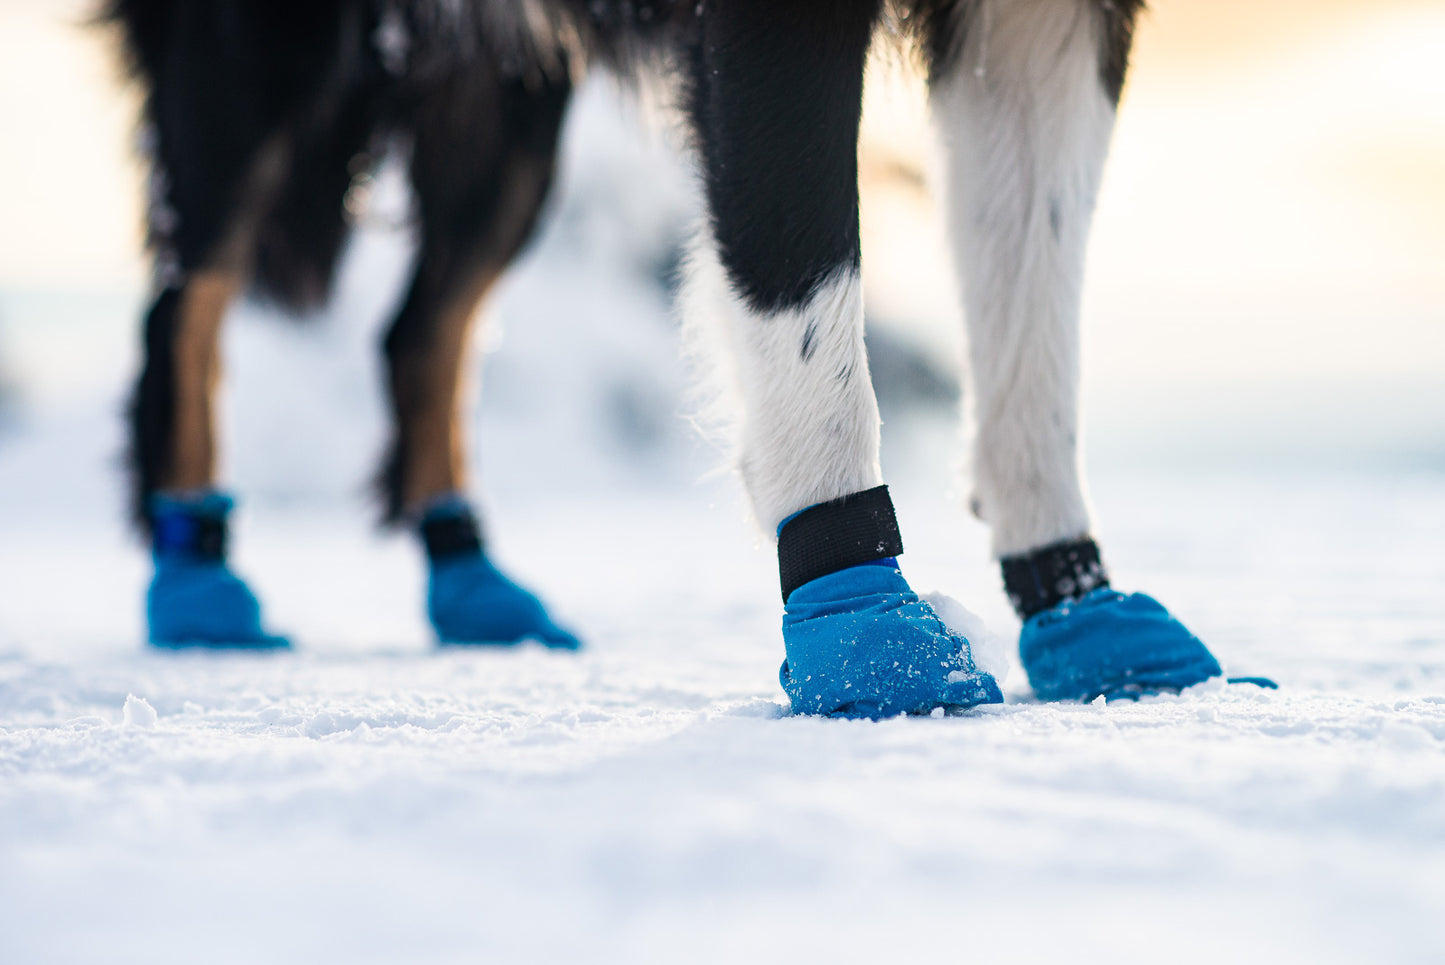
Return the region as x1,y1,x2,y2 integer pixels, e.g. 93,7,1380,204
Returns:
104,0,1144,551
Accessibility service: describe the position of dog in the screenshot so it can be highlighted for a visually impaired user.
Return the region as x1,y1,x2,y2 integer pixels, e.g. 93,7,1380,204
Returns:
105,0,1232,716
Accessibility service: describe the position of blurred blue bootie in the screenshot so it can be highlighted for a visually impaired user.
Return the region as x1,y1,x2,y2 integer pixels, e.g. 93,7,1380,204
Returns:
422,497,580,649
780,562,1004,719
147,491,290,650
1020,588,1222,701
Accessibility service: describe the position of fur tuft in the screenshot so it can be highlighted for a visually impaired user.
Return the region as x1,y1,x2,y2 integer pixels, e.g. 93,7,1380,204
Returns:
678,228,746,470
682,233,883,534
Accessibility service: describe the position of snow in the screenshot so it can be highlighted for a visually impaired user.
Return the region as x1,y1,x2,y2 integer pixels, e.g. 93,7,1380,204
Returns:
120,693,157,729
3,455,1442,963
925,591,1011,684
1,81,1443,965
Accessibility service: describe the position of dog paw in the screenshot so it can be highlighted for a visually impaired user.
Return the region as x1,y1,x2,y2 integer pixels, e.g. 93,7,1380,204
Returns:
779,563,1004,719
147,560,290,651
428,554,580,650
1020,589,1222,701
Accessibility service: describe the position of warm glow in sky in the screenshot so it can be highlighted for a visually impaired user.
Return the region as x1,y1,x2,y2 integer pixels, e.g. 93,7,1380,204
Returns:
0,0,1441,419
0,0,143,289
859,0,1445,396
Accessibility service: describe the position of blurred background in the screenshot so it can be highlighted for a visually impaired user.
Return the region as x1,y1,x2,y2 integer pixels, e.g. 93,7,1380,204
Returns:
0,0,1441,652
2,0,1441,486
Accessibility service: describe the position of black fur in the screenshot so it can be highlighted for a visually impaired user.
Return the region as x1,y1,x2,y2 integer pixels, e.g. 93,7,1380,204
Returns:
128,287,182,525
683,0,1142,313
108,1,387,526
911,0,1145,101
378,61,572,523
103,1,582,528
252,84,383,310
909,0,969,80
104,0,1142,530
109,2,370,276
1097,0,1146,106
688,0,882,315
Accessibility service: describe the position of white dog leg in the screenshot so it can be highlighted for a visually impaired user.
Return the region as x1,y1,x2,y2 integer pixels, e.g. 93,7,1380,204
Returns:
688,249,883,534
682,0,887,535
931,0,1130,564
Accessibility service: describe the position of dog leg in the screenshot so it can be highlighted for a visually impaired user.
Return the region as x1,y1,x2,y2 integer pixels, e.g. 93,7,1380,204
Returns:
165,270,238,493
930,0,1222,698
125,6,302,649
135,180,291,650
686,0,1002,717
380,63,579,648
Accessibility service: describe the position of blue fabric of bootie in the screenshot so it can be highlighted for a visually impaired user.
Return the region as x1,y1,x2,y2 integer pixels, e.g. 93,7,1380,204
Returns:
429,554,581,649
147,492,290,651
780,562,1004,719
421,497,580,650
1020,588,1222,701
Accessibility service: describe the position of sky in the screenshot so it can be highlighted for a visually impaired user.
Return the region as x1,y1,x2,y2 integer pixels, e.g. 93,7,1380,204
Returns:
0,0,1440,465
856,0,1445,465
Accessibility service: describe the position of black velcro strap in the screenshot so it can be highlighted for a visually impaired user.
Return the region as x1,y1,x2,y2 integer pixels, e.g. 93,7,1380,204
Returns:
1000,537,1110,619
778,485,904,602
421,510,484,560
192,516,228,561
152,512,228,562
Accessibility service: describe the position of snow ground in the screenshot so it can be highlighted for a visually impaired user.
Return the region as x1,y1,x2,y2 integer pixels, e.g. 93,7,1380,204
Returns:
2,439,1443,963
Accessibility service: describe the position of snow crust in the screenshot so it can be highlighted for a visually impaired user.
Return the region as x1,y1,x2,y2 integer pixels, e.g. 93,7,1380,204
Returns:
121,693,157,729
3,472,1443,965
924,590,1011,684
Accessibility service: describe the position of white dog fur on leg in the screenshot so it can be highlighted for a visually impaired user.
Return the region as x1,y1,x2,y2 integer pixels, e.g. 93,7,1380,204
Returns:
682,235,884,535
931,0,1120,558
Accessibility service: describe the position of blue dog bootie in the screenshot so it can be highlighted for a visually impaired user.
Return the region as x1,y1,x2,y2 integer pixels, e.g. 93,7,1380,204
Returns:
420,496,580,650
781,563,1005,719
1020,590,1223,701
147,491,290,650
1004,538,1222,701
776,487,1004,719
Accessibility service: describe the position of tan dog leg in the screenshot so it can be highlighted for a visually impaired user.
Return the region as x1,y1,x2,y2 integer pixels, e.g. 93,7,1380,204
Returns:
162,270,242,493
394,269,498,513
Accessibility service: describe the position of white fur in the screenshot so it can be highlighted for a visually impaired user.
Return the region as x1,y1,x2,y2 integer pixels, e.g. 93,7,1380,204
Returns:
683,238,884,534
931,0,1118,557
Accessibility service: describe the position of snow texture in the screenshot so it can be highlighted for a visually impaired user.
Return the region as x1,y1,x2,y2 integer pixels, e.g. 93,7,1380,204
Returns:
924,590,1011,684
2,476,1443,965
1,81,1443,964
